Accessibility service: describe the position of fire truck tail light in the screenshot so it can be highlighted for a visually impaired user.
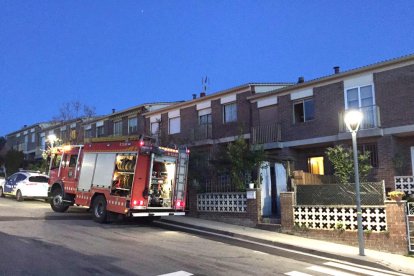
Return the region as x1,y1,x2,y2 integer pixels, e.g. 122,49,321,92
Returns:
186,149,190,154
139,200,144,206
139,140,145,147
133,200,137,206
176,200,184,208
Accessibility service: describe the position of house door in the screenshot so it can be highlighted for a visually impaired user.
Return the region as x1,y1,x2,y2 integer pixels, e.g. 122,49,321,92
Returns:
260,162,272,217
275,163,287,218
261,162,287,218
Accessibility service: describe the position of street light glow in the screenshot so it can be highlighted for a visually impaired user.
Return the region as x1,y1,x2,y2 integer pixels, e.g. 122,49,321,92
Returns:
344,109,363,132
47,134,57,144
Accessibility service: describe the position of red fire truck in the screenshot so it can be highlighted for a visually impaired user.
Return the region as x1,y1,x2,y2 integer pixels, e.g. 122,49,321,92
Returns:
48,136,189,223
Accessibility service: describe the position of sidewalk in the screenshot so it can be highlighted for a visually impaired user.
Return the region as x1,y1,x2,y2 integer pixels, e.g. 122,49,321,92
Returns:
160,215,414,275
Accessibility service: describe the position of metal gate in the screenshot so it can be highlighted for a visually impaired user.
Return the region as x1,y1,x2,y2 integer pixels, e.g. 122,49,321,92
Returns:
408,202,414,253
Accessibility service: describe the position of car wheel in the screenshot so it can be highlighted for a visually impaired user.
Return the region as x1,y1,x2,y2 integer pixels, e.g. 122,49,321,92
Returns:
0,187,4,198
16,190,23,202
92,195,108,223
50,187,69,213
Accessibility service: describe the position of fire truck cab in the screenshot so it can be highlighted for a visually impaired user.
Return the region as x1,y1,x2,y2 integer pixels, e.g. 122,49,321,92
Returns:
48,136,189,223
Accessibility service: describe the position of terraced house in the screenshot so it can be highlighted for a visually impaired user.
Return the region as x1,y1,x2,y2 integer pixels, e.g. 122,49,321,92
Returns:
144,54,414,219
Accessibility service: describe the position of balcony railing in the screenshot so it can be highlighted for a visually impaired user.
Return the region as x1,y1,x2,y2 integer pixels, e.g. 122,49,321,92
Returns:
339,105,381,132
251,123,281,144
190,124,212,141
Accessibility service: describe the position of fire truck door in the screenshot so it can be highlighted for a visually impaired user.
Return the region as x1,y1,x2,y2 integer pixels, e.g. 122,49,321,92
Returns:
173,150,188,209
61,153,80,189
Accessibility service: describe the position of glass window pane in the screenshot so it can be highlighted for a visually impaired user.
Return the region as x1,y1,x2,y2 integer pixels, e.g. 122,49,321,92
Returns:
128,117,138,134
224,103,237,123
346,88,359,108
304,99,315,121
169,117,180,134
294,102,304,123
360,85,373,107
151,122,159,135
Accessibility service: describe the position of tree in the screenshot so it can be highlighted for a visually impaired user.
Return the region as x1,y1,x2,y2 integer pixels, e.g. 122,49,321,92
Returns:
4,149,24,175
53,100,96,121
325,145,372,183
213,136,265,191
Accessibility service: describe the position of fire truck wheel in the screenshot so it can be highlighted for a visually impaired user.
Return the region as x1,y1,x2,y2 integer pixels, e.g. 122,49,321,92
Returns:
50,188,69,212
0,187,4,197
93,195,108,223
16,190,23,202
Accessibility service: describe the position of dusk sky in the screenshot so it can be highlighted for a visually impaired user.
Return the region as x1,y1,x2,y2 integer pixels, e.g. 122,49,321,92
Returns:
1,1,413,136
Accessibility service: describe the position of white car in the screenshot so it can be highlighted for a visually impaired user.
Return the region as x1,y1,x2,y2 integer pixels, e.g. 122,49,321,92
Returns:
0,171,49,201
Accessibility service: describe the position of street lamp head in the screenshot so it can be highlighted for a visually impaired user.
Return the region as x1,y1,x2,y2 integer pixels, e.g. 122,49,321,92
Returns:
47,134,57,144
344,109,363,132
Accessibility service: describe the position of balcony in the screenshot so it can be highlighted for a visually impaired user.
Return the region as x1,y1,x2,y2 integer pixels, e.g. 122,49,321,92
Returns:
251,123,281,144
190,124,212,141
339,105,381,132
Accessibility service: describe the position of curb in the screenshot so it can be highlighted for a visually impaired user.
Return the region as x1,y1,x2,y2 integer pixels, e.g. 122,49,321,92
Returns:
157,218,404,273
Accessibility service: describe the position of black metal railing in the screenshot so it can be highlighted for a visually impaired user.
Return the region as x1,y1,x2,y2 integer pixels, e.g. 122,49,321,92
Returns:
251,123,281,144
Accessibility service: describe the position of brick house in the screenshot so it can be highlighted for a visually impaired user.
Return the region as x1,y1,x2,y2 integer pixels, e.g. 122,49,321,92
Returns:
248,54,414,199
4,103,175,166
143,84,291,195
142,54,414,220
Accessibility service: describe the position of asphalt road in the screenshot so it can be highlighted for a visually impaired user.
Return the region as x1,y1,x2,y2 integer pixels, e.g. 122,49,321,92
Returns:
0,197,407,276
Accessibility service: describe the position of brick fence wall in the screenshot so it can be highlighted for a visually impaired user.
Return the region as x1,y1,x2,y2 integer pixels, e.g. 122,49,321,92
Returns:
188,188,262,227
280,192,409,254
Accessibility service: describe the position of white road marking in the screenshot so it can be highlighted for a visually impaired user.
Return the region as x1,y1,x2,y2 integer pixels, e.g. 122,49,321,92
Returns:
307,265,356,276
324,261,396,276
253,250,269,255
157,271,193,276
284,271,313,276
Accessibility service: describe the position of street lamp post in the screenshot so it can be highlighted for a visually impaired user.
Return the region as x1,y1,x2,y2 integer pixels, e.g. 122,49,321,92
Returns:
344,110,365,256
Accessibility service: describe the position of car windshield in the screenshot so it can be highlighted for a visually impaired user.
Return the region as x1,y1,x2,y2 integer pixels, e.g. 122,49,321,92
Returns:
28,176,48,183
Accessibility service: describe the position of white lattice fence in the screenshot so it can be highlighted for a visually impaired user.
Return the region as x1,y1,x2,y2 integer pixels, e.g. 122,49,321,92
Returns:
294,205,387,232
395,176,414,195
197,193,247,212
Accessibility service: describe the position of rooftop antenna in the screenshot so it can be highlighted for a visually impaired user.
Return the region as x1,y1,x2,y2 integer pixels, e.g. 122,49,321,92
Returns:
202,75,209,93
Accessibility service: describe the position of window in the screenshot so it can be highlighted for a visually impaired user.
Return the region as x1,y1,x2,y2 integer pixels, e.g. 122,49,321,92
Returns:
151,122,160,135
70,130,77,140
31,133,35,143
84,128,92,139
60,130,66,140
69,155,78,167
169,117,180,134
96,126,105,137
345,85,376,128
39,135,46,150
29,176,48,183
223,102,237,123
345,85,374,109
199,113,211,125
294,98,314,123
113,121,122,136
357,143,378,167
308,156,324,175
128,117,138,134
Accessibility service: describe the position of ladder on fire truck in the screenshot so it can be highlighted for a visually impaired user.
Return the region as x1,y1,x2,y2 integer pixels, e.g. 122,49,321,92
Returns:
174,148,189,209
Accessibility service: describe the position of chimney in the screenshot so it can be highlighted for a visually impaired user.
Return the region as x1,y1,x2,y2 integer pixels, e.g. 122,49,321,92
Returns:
192,94,197,100
200,92,206,97
333,66,340,74
112,108,116,114
298,76,305,83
